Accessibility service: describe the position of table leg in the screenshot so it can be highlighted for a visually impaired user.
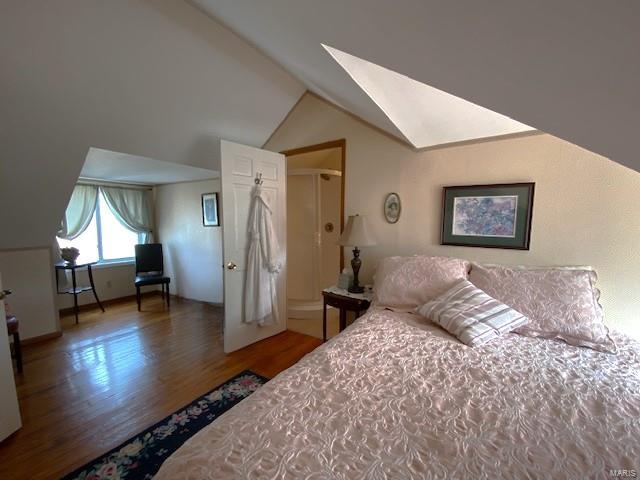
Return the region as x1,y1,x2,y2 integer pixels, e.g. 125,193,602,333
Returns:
87,265,105,312
322,297,327,342
71,268,79,324
339,308,346,332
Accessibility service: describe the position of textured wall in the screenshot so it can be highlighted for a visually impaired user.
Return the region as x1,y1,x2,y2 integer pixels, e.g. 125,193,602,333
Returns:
156,179,223,304
266,94,640,337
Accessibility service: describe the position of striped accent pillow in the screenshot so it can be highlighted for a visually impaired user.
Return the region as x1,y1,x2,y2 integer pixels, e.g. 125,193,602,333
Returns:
416,279,528,347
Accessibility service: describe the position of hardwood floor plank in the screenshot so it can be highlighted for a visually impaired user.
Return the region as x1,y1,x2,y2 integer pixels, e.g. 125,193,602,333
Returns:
0,296,321,479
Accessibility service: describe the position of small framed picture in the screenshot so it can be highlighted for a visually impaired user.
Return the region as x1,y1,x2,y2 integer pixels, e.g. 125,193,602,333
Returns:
384,192,401,224
202,193,219,227
441,183,534,249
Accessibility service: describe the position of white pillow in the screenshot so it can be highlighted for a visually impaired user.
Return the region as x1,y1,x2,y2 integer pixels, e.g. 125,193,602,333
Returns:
373,255,470,312
416,279,528,347
469,263,616,353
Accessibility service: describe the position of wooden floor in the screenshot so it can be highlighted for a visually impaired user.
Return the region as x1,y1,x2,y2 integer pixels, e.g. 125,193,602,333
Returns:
0,295,321,480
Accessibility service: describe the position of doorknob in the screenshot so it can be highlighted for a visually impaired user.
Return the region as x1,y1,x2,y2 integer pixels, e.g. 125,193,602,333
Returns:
226,262,237,270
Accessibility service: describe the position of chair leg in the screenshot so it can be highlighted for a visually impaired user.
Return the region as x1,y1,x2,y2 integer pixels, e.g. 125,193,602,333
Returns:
161,283,164,300
166,283,170,308
13,332,22,374
136,286,141,311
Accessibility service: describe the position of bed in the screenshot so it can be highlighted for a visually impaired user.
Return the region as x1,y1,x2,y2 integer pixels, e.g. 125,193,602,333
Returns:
155,306,640,479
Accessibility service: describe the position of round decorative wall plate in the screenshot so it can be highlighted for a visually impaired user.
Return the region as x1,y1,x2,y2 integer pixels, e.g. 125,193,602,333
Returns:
384,192,401,224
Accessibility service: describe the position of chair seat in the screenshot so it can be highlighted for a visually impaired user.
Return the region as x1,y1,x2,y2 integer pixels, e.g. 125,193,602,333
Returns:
135,275,170,287
6,314,18,335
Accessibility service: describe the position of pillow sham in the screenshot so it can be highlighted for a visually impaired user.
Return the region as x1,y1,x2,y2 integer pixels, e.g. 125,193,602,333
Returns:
469,263,616,353
416,279,528,347
373,255,470,311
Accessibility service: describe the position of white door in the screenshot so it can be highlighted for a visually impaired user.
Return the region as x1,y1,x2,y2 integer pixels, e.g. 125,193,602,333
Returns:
220,140,286,353
0,273,21,440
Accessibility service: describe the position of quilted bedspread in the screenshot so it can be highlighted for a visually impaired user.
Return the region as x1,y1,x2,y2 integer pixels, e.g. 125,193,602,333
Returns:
155,308,640,479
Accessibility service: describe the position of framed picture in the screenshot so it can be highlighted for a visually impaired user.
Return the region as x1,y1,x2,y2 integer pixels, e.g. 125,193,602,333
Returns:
383,192,401,223
441,182,534,249
202,192,219,227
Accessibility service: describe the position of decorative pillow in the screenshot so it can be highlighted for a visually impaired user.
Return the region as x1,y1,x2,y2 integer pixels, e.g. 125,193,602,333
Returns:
469,263,616,353
416,279,528,347
373,255,470,311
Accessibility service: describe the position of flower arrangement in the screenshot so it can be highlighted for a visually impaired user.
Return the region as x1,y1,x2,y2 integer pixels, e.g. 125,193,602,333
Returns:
60,247,80,263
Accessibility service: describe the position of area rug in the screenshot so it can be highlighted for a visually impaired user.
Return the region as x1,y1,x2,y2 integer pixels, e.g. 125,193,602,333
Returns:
61,370,268,480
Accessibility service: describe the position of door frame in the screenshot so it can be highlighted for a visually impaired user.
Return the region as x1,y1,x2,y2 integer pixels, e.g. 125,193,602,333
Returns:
280,139,346,270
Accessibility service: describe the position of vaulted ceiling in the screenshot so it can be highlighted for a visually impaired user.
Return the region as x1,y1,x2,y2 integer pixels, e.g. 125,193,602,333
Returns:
2,0,639,250
0,0,304,249
193,0,640,169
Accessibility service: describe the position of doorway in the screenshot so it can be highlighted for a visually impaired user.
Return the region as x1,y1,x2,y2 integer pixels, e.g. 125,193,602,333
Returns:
281,140,345,339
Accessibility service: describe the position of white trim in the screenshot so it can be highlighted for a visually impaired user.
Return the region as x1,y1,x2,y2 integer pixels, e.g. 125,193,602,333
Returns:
92,259,135,269
77,177,153,190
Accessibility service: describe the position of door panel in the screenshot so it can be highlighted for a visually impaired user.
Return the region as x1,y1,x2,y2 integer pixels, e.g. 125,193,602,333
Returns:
220,141,286,353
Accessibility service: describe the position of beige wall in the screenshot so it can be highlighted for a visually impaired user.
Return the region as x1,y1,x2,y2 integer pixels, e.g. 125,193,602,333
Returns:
266,94,640,337
56,263,142,310
156,179,223,304
0,248,59,339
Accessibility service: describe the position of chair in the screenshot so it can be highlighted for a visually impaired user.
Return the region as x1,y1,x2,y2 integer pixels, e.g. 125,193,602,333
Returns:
3,290,22,374
134,244,170,311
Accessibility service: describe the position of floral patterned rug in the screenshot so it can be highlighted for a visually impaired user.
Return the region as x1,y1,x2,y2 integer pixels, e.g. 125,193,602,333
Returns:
61,370,268,480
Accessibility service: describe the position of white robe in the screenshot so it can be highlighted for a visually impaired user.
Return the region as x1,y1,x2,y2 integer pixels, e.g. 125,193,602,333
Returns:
243,186,281,326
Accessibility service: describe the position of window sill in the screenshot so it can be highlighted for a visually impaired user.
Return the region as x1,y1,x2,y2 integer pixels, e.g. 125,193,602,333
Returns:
92,259,135,270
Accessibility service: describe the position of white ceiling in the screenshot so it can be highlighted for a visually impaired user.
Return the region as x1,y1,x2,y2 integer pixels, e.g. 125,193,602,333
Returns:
81,148,219,185
323,44,533,148
193,0,640,171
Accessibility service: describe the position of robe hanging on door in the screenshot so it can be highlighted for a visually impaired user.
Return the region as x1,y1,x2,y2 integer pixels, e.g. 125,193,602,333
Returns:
244,186,281,326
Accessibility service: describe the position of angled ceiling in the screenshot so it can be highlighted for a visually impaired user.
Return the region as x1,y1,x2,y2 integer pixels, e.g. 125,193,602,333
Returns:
0,0,304,249
81,148,219,185
323,44,533,148
193,0,640,171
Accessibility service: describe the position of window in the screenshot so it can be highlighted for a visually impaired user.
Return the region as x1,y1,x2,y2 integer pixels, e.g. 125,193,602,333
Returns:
57,192,143,264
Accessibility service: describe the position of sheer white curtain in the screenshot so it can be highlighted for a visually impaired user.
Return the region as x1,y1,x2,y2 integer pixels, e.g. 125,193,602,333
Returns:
55,184,99,289
100,186,154,242
57,184,98,239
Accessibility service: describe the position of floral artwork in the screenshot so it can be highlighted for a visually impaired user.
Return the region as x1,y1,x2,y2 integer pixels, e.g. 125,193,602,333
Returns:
452,196,518,238
441,183,534,250
62,371,266,480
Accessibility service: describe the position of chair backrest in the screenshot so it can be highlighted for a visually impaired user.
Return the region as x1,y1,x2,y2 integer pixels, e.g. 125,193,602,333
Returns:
135,243,164,275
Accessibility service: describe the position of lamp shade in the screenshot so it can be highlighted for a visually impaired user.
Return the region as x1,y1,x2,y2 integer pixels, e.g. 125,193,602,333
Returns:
338,214,376,247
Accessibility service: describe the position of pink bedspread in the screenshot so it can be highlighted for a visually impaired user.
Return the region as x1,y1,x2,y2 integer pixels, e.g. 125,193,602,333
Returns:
156,308,640,479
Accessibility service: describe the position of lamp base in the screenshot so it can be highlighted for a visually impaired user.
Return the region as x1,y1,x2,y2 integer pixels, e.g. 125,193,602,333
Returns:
349,247,364,294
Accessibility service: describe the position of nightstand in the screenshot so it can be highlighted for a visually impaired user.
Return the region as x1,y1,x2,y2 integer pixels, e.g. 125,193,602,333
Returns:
322,286,372,342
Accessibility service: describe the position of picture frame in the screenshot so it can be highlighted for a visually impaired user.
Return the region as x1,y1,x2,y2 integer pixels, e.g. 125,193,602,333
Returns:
201,192,219,227
441,182,534,250
383,192,401,224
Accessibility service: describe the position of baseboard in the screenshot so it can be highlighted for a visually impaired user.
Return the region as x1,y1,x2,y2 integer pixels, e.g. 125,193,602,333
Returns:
22,330,63,346
58,291,162,315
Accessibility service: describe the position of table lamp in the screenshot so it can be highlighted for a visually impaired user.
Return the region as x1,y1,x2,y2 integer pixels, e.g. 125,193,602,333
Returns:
338,214,376,293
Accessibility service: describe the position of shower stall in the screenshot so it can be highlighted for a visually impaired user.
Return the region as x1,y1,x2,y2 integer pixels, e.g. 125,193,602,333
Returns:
287,168,342,319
